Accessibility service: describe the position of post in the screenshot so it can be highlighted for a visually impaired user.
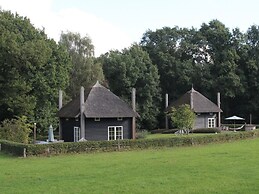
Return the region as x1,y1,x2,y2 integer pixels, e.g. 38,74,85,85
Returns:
132,88,136,139
23,148,26,158
33,123,36,144
165,93,169,130
80,86,85,140
58,90,63,140
217,92,221,128
250,113,252,124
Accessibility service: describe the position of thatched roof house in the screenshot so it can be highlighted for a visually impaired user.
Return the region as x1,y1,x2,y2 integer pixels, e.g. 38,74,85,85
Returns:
167,87,222,129
58,81,138,142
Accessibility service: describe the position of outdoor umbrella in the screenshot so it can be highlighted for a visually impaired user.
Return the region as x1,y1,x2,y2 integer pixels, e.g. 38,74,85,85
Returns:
225,115,245,129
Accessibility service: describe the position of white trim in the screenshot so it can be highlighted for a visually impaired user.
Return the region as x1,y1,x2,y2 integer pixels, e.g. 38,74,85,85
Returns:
108,126,123,140
208,118,215,128
74,127,80,142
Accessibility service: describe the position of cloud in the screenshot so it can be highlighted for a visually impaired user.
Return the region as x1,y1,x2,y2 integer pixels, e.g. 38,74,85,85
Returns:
0,0,132,56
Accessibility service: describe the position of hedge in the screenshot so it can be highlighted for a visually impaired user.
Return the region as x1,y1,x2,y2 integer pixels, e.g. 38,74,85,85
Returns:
1,130,259,157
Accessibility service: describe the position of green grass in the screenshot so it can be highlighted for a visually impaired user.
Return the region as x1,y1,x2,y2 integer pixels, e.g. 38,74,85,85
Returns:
1,138,259,193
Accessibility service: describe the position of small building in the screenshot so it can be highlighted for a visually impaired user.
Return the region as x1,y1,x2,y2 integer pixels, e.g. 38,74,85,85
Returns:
167,87,222,129
57,81,138,142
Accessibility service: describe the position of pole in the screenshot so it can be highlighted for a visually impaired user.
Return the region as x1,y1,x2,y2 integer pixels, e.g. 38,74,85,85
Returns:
34,123,36,144
59,90,63,140
217,92,221,128
132,88,136,139
165,93,169,130
80,86,85,140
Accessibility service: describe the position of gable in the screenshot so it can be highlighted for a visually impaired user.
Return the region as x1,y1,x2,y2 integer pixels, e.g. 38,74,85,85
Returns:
168,89,222,113
84,84,138,118
57,82,138,118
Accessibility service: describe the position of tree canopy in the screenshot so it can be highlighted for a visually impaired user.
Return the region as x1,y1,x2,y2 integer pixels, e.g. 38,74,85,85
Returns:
59,31,104,99
1,7,259,132
100,44,161,130
141,20,259,123
0,10,72,132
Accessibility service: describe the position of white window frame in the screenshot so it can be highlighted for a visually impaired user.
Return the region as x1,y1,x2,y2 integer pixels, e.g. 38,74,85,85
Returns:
208,118,215,128
74,127,80,142
108,126,123,140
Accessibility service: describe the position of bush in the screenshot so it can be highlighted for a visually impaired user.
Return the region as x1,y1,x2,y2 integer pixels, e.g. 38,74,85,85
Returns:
0,116,32,144
136,130,149,139
1,130,259,157
191,128,221,133
162,129,179,134
150,129,168,134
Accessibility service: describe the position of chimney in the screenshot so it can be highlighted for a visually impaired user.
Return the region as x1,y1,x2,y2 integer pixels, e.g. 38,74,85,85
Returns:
59,90,63,110
59,90,63,140
190,87,194,109
217,92,221,127
165,93,169,130
80,86,85,139
132,88,136,139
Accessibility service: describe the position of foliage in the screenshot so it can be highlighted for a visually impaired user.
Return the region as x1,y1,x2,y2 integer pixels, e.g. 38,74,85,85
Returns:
0,116,32,143
59,31,104,99
1,130,258,157
136,129,149,139
100,44,161,130
0,10,72,132
140,21,259,123
1,138,259,193
169,104,195,134
190,128,221,133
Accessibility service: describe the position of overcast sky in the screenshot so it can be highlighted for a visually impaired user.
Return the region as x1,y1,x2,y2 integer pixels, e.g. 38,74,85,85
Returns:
1,0,259,56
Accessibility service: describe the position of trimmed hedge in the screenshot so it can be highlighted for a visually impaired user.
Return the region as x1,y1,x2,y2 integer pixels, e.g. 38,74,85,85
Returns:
1,130,259,157
191,128,221,133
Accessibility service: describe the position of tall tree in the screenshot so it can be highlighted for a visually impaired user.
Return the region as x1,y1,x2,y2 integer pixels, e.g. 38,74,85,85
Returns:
0,10,71,132
59,32,104,98
100,44,161,130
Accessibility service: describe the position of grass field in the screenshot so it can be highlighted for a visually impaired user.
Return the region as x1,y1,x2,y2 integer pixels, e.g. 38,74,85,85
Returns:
1,138,259,194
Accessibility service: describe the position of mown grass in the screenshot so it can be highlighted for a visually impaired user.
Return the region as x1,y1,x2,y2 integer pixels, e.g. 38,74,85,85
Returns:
1,138,259,193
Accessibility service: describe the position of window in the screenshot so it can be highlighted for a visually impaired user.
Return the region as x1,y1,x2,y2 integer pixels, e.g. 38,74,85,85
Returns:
117,117,123,121
108,126,123,140
74,127,80,142
94,118,100,121
208,118,215,128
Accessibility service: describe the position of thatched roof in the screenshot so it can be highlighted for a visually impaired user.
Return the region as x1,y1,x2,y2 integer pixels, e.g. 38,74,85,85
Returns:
58,82,138,118
167,88,222,113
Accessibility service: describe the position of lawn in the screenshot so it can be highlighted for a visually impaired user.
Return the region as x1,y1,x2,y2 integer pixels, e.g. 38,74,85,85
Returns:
1,138,259,194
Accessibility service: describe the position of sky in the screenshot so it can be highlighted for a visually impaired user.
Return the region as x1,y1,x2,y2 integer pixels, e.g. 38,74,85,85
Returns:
1,0,259,56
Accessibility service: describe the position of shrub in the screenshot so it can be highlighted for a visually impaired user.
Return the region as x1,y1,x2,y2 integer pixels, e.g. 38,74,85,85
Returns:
136,130,149,139
0,116,32,144
1,130,259,157
150,129,168,134
191,128,221,133
162,129,179,134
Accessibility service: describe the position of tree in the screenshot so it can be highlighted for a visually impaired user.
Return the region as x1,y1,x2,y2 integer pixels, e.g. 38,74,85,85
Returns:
0,116,32,143
100,44,161,130
0,10,72,132
169,104,195,134
59,31,104,98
